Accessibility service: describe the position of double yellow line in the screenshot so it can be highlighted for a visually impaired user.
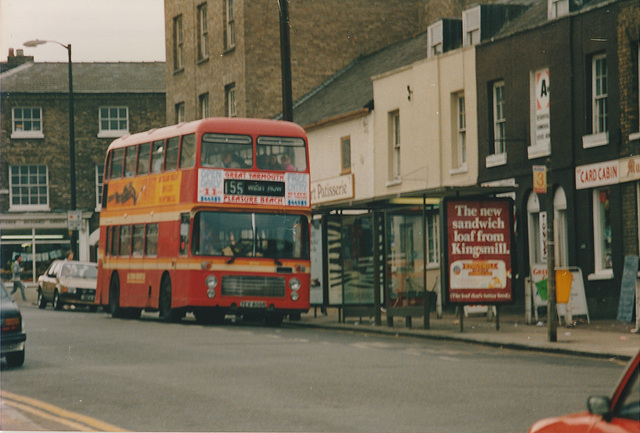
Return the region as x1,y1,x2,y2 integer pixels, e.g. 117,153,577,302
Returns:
1,390,123,431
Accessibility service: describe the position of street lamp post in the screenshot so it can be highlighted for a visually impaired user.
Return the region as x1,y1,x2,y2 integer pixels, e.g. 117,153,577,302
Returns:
24,39,77,256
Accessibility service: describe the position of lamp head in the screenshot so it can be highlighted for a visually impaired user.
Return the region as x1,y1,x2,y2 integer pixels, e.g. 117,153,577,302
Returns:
23,39,47,47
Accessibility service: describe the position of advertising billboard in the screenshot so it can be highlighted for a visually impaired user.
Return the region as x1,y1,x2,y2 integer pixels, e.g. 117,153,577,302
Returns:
444,197,514,304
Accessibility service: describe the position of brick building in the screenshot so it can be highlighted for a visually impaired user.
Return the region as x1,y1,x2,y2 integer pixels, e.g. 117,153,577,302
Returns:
164,0,482,122
0,52,165,282
476,0,639,319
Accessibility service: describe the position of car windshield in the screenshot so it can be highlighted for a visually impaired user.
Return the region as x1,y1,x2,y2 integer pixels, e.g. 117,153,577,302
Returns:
192,211,309,260
61,263,98,279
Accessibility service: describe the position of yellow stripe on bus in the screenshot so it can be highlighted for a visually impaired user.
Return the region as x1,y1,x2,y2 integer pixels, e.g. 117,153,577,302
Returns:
101,259,310,274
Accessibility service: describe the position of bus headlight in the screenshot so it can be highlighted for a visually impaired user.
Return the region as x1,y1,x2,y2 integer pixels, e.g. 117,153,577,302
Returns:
289,278,301,291
206,275,218,299
290,291,299,301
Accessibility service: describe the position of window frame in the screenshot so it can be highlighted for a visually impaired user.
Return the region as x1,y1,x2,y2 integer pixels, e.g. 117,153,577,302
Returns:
11,107,44,139
199,93,210,119
341,136,351,174
453,92,467,171
197,3,209,61
95,164,104,211
226,83,237,117
98,106,129,138
173,15,184,72
175,102,185,124
9,164,50,211
583,54,609,148
487,81,507,167
388,110,401,183
463,6,480,47
225,0,235,51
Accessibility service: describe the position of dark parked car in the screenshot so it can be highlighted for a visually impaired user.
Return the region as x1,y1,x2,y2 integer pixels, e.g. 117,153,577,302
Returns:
37,260,98,311
527,349,640,433
1,282,26,368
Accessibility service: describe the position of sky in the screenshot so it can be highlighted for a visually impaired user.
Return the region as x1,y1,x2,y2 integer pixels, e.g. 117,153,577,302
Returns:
1,0,166,63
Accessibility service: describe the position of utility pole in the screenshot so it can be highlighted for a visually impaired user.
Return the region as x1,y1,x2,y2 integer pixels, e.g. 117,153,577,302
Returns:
546,158,557,342
279,0,293,121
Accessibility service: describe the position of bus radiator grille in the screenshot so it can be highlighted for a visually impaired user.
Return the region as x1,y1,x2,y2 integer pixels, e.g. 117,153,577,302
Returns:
221,276,286,298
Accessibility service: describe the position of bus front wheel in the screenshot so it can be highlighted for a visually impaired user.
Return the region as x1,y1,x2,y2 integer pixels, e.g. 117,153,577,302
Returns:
159,276,179,323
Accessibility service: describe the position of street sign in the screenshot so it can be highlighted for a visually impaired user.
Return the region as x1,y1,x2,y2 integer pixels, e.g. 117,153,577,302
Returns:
533,165,546,194
67,210,82,231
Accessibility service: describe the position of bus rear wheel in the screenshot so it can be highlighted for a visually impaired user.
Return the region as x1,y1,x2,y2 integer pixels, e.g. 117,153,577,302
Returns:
159,276,179,323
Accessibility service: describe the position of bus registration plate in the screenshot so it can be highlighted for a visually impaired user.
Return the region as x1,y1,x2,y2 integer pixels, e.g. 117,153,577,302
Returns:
240,301,267,308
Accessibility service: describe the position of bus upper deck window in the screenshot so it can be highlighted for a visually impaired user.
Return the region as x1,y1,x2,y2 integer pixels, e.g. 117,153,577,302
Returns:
165,137,180,171
110,148,125,179
124,145,137,177
151,140,164,173
201,134,252,168
180,134,196,169
256,136,307,171
137,142,151,175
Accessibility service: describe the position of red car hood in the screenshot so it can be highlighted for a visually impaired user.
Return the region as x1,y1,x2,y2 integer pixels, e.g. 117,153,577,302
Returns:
528,411,598,433
529,411,638,433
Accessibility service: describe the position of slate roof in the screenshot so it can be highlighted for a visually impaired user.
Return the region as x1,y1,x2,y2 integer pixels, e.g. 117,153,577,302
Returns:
292,33,428,127
0,62,165,94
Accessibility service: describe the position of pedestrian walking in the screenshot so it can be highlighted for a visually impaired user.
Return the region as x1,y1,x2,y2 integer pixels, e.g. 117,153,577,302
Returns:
11,254,26,301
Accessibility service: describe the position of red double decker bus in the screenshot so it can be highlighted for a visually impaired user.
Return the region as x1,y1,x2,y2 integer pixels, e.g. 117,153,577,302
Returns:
96,118,311,325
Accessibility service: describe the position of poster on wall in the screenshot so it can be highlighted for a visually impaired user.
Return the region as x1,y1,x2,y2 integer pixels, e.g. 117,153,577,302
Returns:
444,197,514,304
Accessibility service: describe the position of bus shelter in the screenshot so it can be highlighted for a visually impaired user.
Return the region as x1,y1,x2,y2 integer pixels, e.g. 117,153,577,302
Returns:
310,185,515,329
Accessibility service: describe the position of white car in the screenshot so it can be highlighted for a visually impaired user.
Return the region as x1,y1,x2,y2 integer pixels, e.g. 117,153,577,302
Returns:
37,260,98,311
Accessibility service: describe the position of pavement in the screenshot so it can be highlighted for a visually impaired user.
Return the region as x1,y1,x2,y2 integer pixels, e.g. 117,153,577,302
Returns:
2,285,639,431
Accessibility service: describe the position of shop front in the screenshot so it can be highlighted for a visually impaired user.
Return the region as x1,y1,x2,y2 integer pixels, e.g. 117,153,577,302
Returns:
0,213,81,284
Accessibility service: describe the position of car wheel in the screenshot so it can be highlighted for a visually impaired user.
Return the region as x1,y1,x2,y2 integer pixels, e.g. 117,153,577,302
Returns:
5,349,25,368
53,291,63,311
159,276,179,323
37,289,47,309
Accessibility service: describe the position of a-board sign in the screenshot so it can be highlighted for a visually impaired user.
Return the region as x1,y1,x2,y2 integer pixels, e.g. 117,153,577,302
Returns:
617,255,639,322
530,265,590,323
444,197,514,304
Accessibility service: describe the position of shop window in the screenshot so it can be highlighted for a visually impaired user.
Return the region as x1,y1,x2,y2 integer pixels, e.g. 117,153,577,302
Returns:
592,187,613,278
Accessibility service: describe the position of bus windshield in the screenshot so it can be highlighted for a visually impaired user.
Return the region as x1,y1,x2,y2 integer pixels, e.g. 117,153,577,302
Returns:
192,211,309,260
